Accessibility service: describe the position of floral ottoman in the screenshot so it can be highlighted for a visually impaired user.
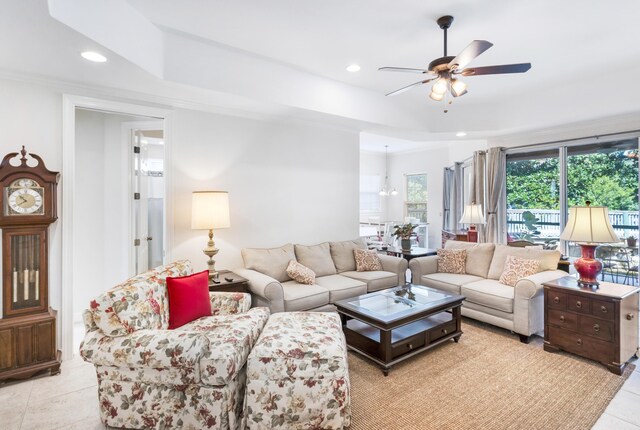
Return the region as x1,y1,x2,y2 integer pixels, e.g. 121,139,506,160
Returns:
243,312,351,429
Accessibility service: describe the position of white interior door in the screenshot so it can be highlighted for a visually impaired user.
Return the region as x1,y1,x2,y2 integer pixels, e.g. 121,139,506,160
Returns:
131,128,165,275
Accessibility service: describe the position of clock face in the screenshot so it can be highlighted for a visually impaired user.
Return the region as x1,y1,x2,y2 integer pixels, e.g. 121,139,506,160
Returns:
4,179,45,216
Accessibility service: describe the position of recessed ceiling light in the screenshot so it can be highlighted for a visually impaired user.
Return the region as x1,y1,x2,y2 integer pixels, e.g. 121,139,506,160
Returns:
456,132,467,137
346,64,361,72
81,51,107,63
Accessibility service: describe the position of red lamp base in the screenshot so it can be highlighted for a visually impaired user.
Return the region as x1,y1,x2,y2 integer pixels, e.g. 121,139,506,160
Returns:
574,243,601,288
467,225,478,243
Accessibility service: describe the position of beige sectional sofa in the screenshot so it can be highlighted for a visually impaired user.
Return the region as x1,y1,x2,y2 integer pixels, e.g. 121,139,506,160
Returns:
235,239,408,313
409,240,567,342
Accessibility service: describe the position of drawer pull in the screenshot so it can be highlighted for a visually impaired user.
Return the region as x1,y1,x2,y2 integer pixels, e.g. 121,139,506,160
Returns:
559,315,565,322
553,296,560,304
593,324,600,332
576,339,583,346
627,313,635,321
442,329,448,334
407,343,413,349
575,301,582,309
601,306,608,314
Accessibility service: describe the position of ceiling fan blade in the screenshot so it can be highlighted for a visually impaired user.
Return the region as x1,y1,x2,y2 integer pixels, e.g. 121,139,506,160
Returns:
379,66,434,74
385,78,436,96
449,40,493,70
460,63,531,76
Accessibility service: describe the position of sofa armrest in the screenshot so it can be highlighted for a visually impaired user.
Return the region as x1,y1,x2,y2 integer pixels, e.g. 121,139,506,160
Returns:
514,270,568,299
233,268,285,313
513,270,568,337
408,255,439,283
80,328,207,370
209,292,251,315
377,254,409,284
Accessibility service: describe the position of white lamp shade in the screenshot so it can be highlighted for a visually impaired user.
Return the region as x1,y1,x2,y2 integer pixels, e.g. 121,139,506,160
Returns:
560,205,619,244
191,191,230,230
459,204,486,225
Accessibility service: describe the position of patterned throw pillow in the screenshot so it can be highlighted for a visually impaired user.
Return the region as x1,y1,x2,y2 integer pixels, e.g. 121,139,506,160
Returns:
286,260,316,285
499,255,540,287
437,249,467,274
354,248,383,272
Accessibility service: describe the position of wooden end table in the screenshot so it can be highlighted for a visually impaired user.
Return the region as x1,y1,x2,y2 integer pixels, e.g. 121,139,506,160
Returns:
543,276,639,375
209,270,249,293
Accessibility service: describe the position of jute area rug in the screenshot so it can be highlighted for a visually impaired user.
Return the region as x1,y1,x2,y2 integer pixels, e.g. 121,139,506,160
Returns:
347,318,634,430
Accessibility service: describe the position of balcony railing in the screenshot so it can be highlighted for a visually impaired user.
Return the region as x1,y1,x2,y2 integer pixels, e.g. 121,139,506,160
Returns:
507,209,639,240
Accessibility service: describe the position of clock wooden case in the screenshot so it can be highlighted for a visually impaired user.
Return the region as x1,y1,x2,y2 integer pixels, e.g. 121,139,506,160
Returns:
0,146,60,382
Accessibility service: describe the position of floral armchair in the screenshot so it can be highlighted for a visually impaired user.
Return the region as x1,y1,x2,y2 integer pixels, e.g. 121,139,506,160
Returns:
80,260,270,430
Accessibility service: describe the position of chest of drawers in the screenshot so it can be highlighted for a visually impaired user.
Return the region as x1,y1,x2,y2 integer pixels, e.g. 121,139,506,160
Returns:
543,276,639,375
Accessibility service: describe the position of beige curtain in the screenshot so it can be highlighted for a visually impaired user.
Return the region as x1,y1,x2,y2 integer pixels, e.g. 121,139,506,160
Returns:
442,167,454,231
485,147,507,243
452,162,464,231
471,151,487,242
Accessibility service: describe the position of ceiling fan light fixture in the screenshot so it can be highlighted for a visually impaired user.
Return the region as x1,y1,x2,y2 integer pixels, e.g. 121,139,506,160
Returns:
432,78,448,94
450,78,468,97
429,91,444,101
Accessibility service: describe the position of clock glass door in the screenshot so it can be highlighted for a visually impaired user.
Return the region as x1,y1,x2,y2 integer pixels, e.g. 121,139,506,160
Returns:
3,229,46,316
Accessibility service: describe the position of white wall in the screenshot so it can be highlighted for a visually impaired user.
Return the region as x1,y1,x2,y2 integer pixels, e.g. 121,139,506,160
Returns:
170,108,360,272
385,141,488,247
358,151,386,224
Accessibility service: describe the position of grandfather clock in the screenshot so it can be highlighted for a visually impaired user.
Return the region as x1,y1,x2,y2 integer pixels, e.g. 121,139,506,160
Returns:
0,146,61,382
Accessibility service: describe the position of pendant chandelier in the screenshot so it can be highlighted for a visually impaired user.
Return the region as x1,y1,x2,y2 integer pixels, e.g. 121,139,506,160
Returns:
379,145,398,196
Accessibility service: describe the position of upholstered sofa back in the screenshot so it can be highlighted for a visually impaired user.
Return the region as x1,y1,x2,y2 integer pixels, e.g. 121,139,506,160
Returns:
86,260,192,337
442,240,561,279
241,238,368,280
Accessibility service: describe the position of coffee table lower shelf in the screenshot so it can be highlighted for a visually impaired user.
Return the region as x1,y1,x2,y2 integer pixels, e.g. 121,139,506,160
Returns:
342,310,462,376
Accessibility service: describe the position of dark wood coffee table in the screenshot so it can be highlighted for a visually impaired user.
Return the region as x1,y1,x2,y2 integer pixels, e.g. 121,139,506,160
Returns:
335,284,464,376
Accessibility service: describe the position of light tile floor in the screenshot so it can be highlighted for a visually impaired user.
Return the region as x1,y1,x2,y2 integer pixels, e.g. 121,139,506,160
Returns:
0,344,638,429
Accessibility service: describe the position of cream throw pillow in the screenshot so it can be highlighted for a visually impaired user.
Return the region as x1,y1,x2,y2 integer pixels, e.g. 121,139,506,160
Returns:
286,260,316,285
354,248,382,272
499,255,540,287
437,249,467,274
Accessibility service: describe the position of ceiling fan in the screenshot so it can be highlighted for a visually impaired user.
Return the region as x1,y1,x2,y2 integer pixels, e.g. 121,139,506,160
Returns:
380,15,531,105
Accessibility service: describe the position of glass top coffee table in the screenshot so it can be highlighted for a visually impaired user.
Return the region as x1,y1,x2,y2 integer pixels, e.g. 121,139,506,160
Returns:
334,283,464,376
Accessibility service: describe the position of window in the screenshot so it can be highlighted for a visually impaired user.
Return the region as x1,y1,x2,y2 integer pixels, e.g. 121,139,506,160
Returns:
405,173,427,222
360,174,381,212
505,138,638,256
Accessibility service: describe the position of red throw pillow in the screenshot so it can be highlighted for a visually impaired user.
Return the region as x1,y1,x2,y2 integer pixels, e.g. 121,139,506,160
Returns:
167,270,211,329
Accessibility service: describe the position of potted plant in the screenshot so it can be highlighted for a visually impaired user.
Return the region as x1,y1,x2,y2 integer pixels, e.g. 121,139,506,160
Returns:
392,223,417,251
626,235,637,247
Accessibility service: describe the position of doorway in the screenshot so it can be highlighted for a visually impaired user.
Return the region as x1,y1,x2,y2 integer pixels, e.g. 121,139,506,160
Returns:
61,96,172,360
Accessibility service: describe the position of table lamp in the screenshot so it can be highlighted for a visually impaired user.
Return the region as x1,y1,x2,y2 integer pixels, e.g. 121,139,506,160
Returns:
459,203,486,242
191,191,230,278
560,201,619,288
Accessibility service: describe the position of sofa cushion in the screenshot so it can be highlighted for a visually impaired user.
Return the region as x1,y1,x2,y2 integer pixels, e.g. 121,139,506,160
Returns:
294,242,337,277
418,273,484,295
281,281,330,311
286,260,316,285
437,249,467,274
314,275,367,302
90,260,192,337
329,238,368,273
340,270,398,292
462,279,514,313
444,241,495,278
487,244,561,280
167,270,212,329
354,248,383,271
499,256,540,287
242,243,296,283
